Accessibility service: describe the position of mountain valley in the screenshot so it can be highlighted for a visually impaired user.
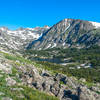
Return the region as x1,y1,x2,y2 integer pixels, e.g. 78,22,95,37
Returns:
0,19,100,100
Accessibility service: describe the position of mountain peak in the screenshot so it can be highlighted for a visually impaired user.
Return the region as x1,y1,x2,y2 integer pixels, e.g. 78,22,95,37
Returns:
0,27,9,31
63,18,100,29
27,18,100,50
43,25,50,29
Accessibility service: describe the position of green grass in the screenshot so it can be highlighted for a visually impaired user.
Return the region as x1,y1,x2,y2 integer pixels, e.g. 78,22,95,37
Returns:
84,82,94,88
0,51,33,65
20,86,59,100
0,84,59,100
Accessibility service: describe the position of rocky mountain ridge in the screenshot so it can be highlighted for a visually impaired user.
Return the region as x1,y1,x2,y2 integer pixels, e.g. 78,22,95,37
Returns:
1,19,100,51
0,26,49,51
27,19,100,50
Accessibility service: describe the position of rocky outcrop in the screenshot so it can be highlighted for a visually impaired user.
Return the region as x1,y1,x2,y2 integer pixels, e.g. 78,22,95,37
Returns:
17,64,100,100
6,77,16,86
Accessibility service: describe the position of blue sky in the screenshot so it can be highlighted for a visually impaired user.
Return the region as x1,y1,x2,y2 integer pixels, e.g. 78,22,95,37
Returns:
0,0,100,30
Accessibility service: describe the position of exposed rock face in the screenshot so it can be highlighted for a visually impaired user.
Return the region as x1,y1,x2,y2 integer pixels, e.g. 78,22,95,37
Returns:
1,18,100,51
0,26,49,50
27,19,100,50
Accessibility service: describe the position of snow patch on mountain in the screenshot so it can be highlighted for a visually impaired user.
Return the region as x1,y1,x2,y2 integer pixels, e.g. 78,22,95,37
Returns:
0,26,49,50
90,21,100,28
46,44,51,49
63,24,70,33
7,30,40,40
51,43,57,48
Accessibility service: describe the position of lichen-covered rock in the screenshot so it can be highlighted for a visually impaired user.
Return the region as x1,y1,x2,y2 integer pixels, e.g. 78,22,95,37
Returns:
6,77,16,86
2,97,12,100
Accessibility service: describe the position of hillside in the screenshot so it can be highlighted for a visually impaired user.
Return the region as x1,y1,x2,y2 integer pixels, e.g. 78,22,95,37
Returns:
0,50,100,100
